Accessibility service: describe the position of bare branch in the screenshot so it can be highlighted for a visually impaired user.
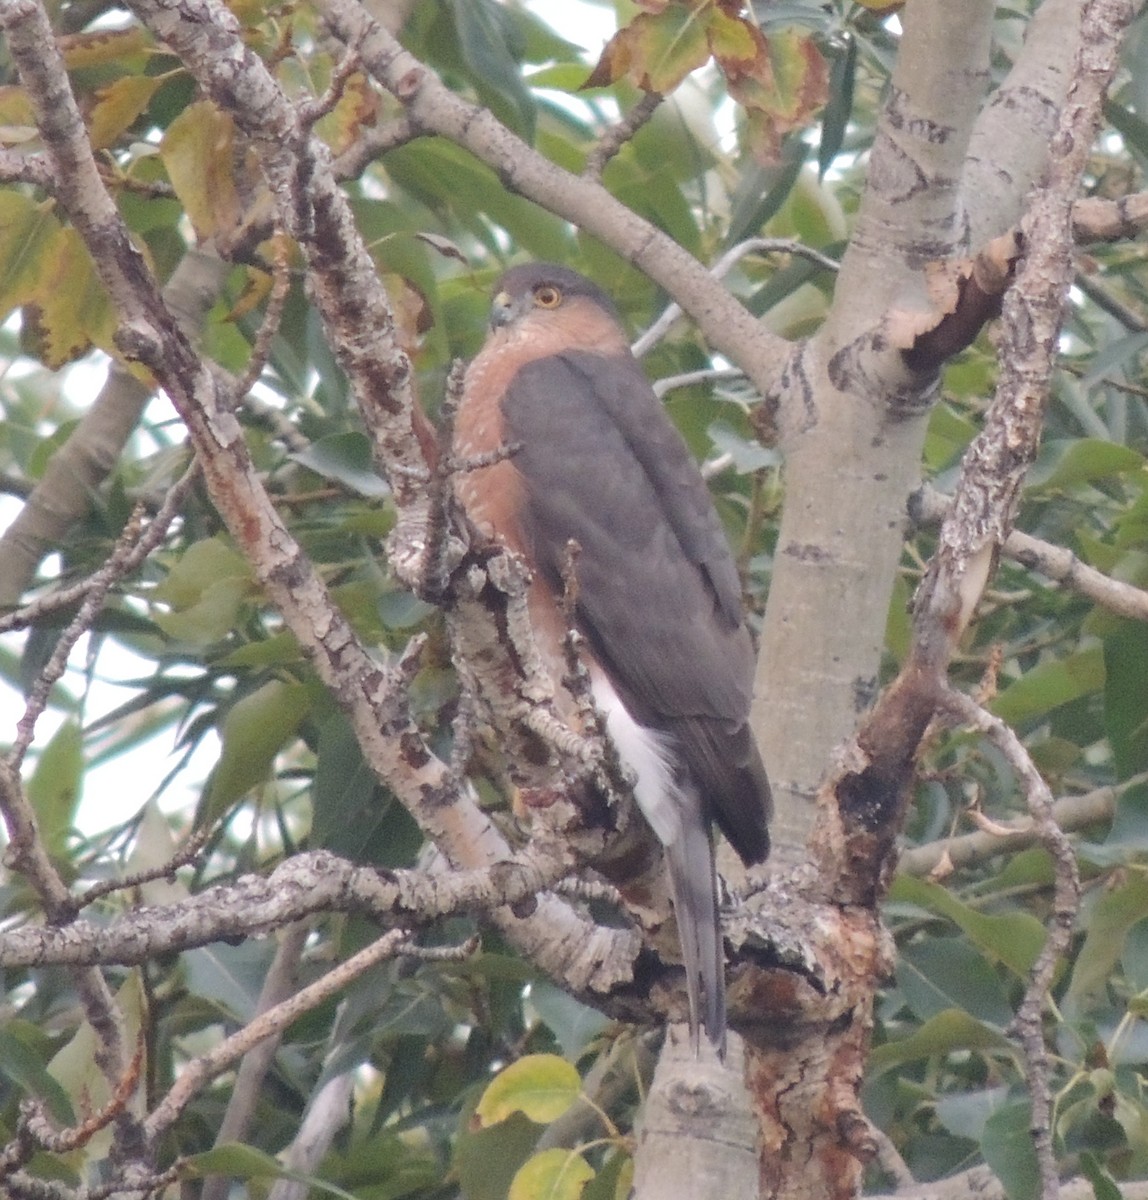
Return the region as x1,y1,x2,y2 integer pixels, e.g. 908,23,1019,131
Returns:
330,115,417,177
963,0,1087,243
200,922,310,1200
0,847,567,969
898,775,1142,877
1073,189,1148,241
633,237,838,359
0,147,53,189
940,690,1080,1200
911,484,1148,623
144,928,413,1139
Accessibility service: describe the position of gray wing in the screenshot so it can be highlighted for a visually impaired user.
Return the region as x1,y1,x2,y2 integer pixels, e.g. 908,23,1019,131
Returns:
502,351,770,865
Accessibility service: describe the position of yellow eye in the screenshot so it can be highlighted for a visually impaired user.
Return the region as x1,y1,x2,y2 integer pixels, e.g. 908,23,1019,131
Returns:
533,284,562,309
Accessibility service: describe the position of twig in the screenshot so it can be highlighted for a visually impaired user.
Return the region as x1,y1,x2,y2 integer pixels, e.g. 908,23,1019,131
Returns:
583,91,663,181
1072,190,1148,241
911,484,1148,623
898,774,1142,877
8,501,166,768
71,823,213,912
939,689,1080,1200
0,147,54,190
330,115,417,177
0,847,569,968
420,359,468,602
144,928,412,1139
555,875,625,906
200,922,310,1200
297,38,364,129
652,367,746,398
18,1043,143,1155
0,461,200,636
632,237,838,357
236,229,295,400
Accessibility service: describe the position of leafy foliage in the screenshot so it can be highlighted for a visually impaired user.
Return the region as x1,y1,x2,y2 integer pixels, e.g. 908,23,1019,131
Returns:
1,0,1148,1198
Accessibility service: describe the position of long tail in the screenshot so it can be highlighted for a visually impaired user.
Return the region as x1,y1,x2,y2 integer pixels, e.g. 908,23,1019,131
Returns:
663,786,726,1056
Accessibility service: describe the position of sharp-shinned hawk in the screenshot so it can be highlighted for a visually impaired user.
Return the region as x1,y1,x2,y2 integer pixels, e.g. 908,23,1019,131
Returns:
453,262,771,1051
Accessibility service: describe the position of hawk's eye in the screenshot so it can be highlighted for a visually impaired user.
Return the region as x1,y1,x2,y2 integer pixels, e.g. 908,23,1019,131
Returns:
533,284,562,309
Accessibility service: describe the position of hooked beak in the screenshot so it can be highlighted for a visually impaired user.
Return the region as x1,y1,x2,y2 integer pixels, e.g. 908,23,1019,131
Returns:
489,290,518,330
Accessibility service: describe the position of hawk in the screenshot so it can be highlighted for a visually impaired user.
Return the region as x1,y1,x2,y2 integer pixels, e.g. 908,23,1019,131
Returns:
453,262,771,1050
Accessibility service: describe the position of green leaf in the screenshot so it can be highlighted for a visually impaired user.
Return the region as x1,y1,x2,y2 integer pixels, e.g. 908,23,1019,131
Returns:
897,938,1013,1026
819,34,855,178
153,537,252,610
151,536,254,645
185,939,277,1023
201,678,312,821
182,1143,360,1200
0,1023,75,1124
529,982,611,1060
890,876,1047,977
935,1085,1009,1142
992,646,1105,727
707,421,781,473
1027,438,1143,491
509,1149,595,1200
1080,1150,1125,1200
27,719,83,857
455,1108,540,1200
981,1100,1039,1200
0,193,61,320
290,432,390,497
311,711,386,857
1104,622,1148,779
1064,868,1148,1019
476,1055,582,1126
448,0,536,140
868,1009,1014,1074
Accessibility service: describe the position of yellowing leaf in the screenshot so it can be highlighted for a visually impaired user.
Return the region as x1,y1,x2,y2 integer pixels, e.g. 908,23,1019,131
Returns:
509,1150,594,1200
476,1055,581,1127
0,85,36,144
705,9,757,65
23,226,118,368
316,71,381,157
59,27,153,71
721,27,828,163
88,75,160,150
586,3,711,93
224,266,273,323
161,100,242,240
0,193,60,318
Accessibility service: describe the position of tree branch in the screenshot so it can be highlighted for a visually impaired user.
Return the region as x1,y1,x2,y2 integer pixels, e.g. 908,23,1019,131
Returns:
940,692,1080,1200
0,848,567,969
911,483,1148,623
898,775,1143,877
314,0,794,402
